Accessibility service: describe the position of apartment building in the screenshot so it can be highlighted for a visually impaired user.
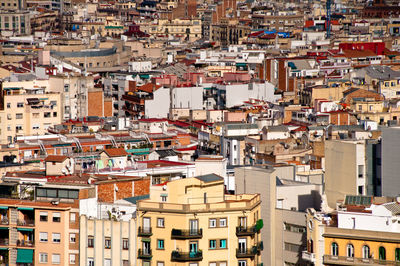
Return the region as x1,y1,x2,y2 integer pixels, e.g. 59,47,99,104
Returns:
235,166,322,266
149,18,202,42
136,174,263,266
0,200,79,266
79,215,136,266
0,87,62,144
0,10,31,35
306,195,400,266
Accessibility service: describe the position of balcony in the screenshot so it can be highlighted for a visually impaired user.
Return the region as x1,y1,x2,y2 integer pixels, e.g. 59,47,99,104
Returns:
0,218,8,225
236,247,257,259
0,239,9,246
17,219,34,227
236,226,256,236
17,239,34,247
322,255,399,265
138,226,152,237
171,250,203,262
138,249,152,260
171,229,203,239
302,251,316,263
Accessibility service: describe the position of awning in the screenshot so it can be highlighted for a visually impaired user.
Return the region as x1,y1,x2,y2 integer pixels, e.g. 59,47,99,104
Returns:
17,207,33,211
0,227,8,230
139,74,150,79
0,247,8,250
236,63,247,67
17,228,33,232
16,249,33,263
141,238,151,242
26,98,40,105
0,206,8,210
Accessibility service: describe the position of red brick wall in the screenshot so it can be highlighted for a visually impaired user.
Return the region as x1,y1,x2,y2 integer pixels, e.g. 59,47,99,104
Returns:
104,98,113,117
88,90,103,117
134,179,150,196
278,60,287,92
98,179,150,203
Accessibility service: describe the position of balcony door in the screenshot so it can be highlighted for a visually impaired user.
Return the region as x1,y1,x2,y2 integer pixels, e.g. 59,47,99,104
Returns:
189,219,198,235
189,241,198,257
143,241,150,255
143,217,150,233
239,217,247,228
238,238,247,252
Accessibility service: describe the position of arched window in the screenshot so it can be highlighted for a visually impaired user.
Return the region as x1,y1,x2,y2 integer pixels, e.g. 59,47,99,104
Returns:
362,245,370,259
396,248,400,262
347,244,354,258
379,246,386,260
331,242,339,256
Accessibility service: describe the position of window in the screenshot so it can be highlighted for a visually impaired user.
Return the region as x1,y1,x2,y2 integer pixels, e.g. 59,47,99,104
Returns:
88,236,94,247
219,218,227,227
88,258,94,266
157,239,164,249
123,260,130,266
284,223,306,233
157,263,164,266
6,103,10,108
331,242,338,256
64,85,69,92
161,195,167,202
17,102,23,108
347,244,354,257
385,82,390,87
39,232,48,242
32,124,40,130
209,240,216,249
104,259,111,266
239,261,247,266
40,211,48,222
70,233,76,243
379,246,386,260
32,113,39,118
396,248,400,261
69,254,76,264
44,112,51,118
220,239,227,249
157,218,165,228
285,242,302,252
70,213,76,222
53,212,61,222
105,237,111,249
52,233,61,243
39,253,48,263
53,112,57,117
358,165,364,178
363,245,370,259
122,238,129,250
16,113,23,119
209,219,217,228
358,186,364,195
52,254,60,264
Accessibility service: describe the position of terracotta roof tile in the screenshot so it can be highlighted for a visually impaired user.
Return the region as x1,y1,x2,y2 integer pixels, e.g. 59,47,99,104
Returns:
103,148,128,157
45,155,68,162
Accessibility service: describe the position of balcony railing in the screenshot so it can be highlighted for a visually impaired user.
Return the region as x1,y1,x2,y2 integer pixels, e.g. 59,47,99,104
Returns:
171,250,203,262
302,250,316,262
138,249,152,259
0,218,8,225
0,239,9,246
236,226,256,236
323,255,400,265
138,226,152,236
171,229,203,239
17,219,34,227
17,239,34,247
236,247,257,258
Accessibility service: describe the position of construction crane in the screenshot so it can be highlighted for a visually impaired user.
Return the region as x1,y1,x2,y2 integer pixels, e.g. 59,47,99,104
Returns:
326,0,332,38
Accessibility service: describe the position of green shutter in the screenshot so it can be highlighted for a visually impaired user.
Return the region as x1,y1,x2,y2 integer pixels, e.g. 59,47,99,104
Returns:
141,238,151,242
16,249,33,263
17,228,33,232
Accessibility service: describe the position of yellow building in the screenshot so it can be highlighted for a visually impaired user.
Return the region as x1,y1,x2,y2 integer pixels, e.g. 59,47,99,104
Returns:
136,174,263,266
305,195,400,266
149,19,202,42
0,86,62,144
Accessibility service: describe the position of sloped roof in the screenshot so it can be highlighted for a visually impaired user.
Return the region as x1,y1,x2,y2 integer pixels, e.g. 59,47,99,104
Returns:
45,155,68,162
195,173,224,183
103,148,128,157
